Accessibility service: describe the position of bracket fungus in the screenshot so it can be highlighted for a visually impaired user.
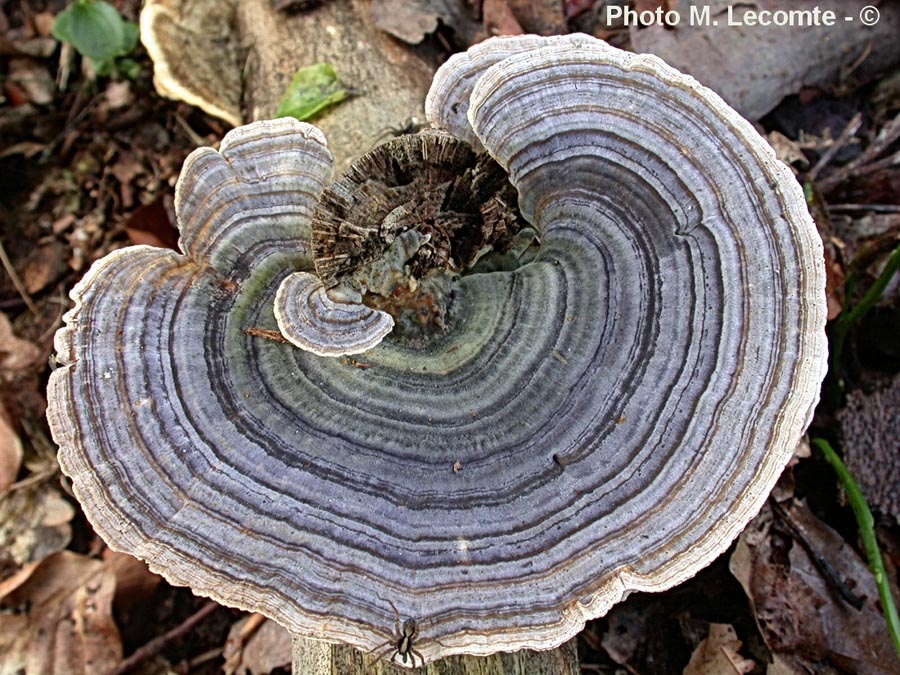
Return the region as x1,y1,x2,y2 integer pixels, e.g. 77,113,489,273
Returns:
47,34,827,667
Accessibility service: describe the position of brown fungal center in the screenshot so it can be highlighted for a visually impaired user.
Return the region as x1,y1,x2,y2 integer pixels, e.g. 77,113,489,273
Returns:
310,131,533,344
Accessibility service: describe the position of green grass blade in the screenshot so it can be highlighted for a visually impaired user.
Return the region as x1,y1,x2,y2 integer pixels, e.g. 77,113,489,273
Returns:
813,437,900,660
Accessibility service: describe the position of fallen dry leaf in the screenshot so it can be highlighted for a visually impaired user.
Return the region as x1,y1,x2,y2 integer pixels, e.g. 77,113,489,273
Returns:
123,198,179,250
634,0,668,12
564,0,593,20
369,0,480,45
505,0,566,35
0,312,41,374
0,551,122,675
683,623,755,675
0,400,22,492
0,479,74,575
766,131,808,169
598,597,690,672
223,613,291,675
806,186,846,321
482,0,525,37
731,501,898,674
32,11,55,37
101,549,162,614
104,81,134,110
21,239,69,295
6,57,55,106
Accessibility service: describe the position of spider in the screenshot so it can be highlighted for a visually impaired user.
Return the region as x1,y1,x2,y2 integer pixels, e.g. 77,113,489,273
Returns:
368,601,425,669
370,117,427,147
390,617,424,668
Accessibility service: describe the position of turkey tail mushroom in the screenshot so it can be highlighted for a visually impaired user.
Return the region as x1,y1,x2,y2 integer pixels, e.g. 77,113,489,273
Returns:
46,35,826,669
427,31,827,607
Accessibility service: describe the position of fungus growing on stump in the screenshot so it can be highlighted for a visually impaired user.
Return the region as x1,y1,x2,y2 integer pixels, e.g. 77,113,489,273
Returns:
47,34,827,668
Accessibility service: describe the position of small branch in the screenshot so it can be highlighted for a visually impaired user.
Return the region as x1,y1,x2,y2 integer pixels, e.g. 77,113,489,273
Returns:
817,112,900,193
0,240,39,316
771,500,863,609
806,112,862,183
107,600,221,675
827,204,900,214
245,327,291,343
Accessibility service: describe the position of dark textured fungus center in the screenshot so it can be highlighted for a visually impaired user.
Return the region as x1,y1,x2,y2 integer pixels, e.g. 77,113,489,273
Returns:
310,131,532,343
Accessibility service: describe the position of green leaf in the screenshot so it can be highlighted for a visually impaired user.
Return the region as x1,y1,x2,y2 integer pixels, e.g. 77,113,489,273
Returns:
119,19,140,54
116,57,142,81
53,1,137,63
276,63,349,121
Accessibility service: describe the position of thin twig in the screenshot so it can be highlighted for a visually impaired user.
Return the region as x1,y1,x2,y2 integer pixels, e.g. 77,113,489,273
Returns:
189,647,224,669
850,148,900,177
852,112,900,167
771,500,864,609
807,112,862,182
828,204,900,214
0,240,39,316
818,112,900,192
245,327,291,343
37,286,68,344
174,111,212,148
107,600,220,675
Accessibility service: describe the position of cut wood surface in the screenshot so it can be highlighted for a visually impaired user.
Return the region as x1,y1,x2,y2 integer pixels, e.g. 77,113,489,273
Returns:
142,0,439,172
292,635,580,674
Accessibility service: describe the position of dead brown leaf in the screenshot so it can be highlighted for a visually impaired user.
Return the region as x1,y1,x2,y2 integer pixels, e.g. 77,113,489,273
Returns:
766,131,808,169
0,141,47,159
101,549,162,614
32,11,55,37
635,0,668,12
806,186,847,321
0,34,57,58
0,551,123,675
683,623,755,675
7,57,55,106
0,312,40,374
223,614,291,675
505,0,566,35
482,0,525,37
104,81,134,111
832,213,900,285
123,199,179,249
0,400,22,492
369,0,481,46
0,479,74,576
731,501,899,674
22,239,69,295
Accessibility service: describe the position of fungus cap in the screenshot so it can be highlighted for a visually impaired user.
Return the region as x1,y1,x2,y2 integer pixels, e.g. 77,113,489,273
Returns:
47,35,827,666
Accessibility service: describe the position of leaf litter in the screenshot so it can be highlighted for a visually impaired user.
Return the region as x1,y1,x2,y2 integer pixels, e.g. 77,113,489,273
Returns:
2,0,900,672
